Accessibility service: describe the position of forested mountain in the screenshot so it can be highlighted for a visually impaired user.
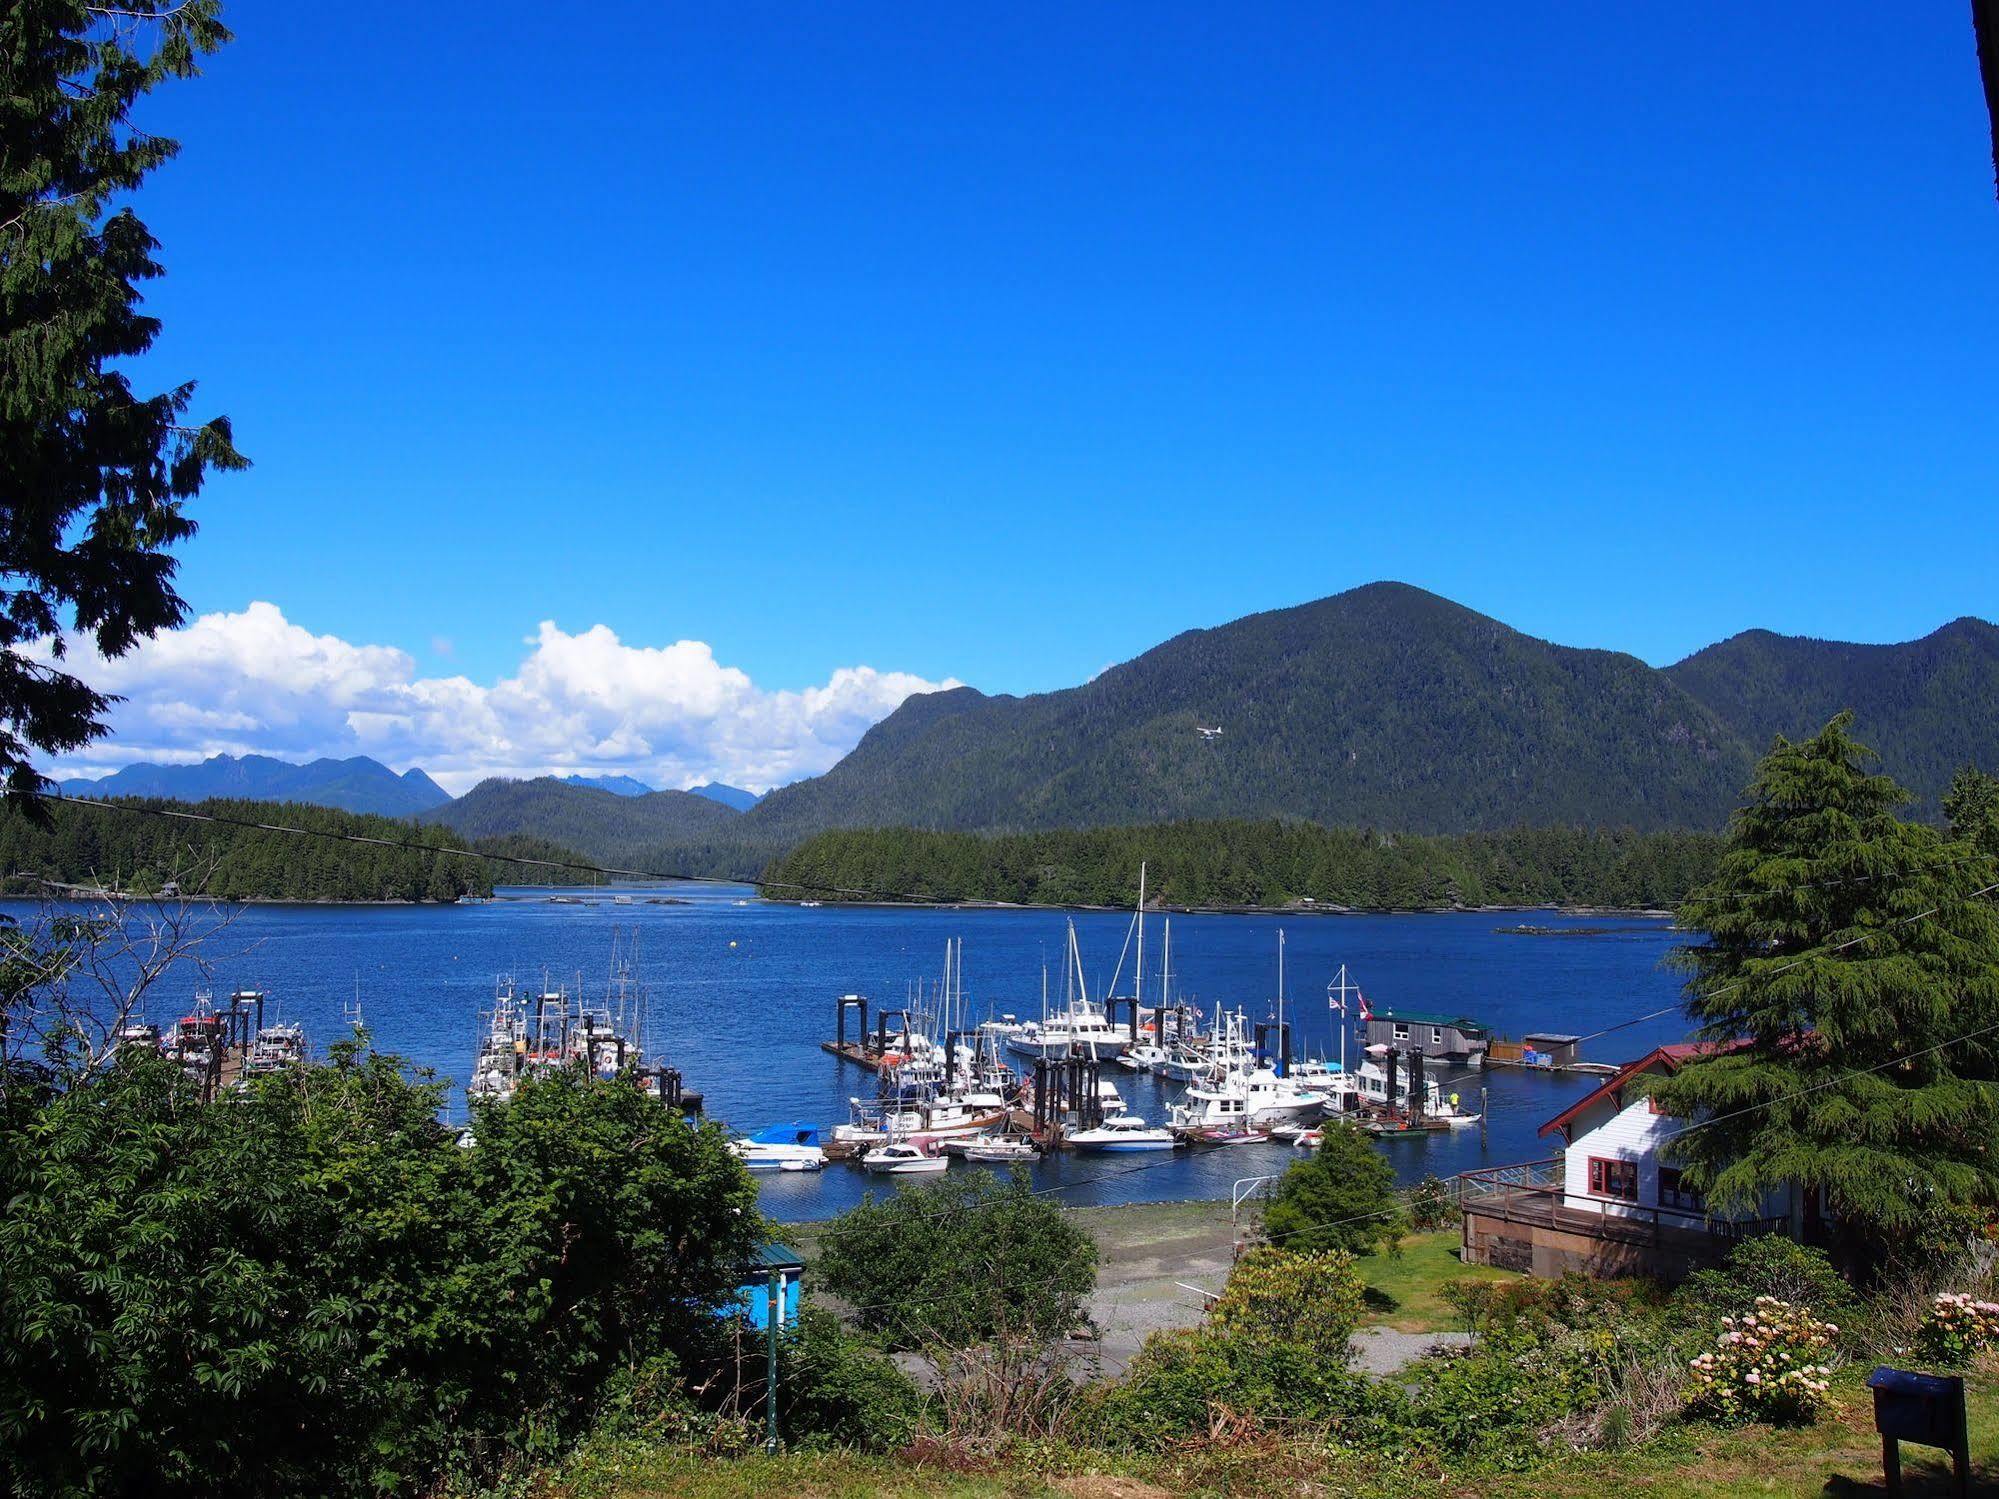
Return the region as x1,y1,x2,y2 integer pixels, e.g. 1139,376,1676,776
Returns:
744,584,1750,837
557,774,656,797
0,798,500,902
1665,618,1999,815
744,586,1999,838
418,776,750,873
59,754,450,817
761,822,1724,911
689,782,762,811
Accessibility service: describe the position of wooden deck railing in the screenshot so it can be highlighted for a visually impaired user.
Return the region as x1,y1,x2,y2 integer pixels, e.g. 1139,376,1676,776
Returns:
1457,1159,1785,1251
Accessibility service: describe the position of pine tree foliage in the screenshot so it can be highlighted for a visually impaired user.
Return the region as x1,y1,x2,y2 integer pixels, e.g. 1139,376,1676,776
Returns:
2,1,246,810
1649,716,1999,1243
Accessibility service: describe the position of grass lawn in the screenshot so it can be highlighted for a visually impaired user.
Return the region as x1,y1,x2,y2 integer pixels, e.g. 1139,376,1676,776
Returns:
1354,1226,1519,1332
1479,1368,1999,1497
553,1372,1999,1497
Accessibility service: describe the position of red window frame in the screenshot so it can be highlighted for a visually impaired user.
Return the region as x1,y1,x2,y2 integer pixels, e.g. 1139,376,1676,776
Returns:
1587,1156,1638,1201
1658,1166,1703,1212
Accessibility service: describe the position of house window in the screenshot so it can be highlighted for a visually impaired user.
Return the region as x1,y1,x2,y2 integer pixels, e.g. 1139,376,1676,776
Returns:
1587,1156,1638,1201
1431,1027,1444,1046
1392,1023,1410,1041
1659,1168,1703,1213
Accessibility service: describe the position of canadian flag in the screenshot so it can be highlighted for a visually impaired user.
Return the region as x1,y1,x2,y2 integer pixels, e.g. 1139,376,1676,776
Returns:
1356,990,1373,1023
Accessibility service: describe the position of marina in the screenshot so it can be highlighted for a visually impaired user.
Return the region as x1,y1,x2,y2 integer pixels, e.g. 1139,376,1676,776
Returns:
7,882,1693,1218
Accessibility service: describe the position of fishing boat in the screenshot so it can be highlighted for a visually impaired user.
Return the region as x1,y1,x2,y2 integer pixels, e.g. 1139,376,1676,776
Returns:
732,1122,829,1171
240,1020,307,1080
1170,1065,1329,1130
961,1134,1040,1163
1007,920,1128,1061
861,1141,949,1174
1066,1114,1178,1152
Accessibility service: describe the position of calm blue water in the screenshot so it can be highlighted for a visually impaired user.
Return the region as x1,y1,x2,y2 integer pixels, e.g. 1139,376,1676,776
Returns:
2,886,1693,1220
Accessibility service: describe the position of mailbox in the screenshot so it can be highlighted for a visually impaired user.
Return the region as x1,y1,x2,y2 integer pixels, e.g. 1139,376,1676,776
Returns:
1866,1366,1969,1498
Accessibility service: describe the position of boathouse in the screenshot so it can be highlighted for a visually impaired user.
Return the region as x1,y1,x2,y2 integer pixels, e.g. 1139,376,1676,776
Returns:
1361,1009,1488,1063
1456,1043,1801,1281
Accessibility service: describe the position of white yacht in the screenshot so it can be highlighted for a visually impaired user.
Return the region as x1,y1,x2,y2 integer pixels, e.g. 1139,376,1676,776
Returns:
731,1122,828,1172
1067,1113,1177,1152
1170,1065,1330,1130
861,1141,949,1174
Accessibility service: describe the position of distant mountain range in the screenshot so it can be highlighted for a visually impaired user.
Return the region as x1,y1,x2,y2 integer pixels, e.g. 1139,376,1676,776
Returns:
688,782,762,812
746,583,1999,838
59,753,451,818
48,587,1999,864
555,774,657,798
416,776,746,869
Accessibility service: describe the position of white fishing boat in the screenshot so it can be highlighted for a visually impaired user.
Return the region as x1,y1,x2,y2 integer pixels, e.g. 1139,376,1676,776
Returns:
861,1141,949,1174
1007,920,1128,1061
731,1122,829,1171
1118,1042,1168,1071
1344,1053,1447,1116
1173,1068,1329,1129
1067,1113,1177,1152
961,1135,1039,1163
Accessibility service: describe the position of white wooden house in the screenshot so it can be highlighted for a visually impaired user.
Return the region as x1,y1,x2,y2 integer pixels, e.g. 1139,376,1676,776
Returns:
1458,1042,1803,1280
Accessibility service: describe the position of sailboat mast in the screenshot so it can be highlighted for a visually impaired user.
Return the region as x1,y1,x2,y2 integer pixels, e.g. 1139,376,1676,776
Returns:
1276,928,1286,1075
1133,861,1146,1030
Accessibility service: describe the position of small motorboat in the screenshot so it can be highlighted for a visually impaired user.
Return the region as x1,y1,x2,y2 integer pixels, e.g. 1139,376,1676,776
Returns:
1067,1114,1178,1152
1442,1111,1482,1129
731,1122,829,1172
861,1141,949,1174
962,1135,1040,1164
1291,1128,1323,1149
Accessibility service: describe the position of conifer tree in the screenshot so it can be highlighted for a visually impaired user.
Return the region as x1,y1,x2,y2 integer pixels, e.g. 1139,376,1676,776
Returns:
1,2,245,810
1650,715,1999,1247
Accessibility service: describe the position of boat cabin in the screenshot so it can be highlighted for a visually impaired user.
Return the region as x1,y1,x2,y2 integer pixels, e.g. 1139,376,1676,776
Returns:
1362,1009,1488,1062
731,1242,805,1331
1457,1043,1799,1281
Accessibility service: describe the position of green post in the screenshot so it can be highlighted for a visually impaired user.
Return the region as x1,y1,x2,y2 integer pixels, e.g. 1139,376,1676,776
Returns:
765,1267,782,1454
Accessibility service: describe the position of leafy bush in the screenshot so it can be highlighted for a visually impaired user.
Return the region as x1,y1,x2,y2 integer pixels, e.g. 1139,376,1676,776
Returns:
815,1169,1097,1351
0,1042,764,1497
1209,1247,1364,1361
1408,1174,1461,1230
1684,1297,1836,1427
1080,1244,1378,1448
1078,1328,1381,1448
1674,1236,1861,1336
1916,1292,1999,1368
1261,1121,1404,1256
778,1306,921,1451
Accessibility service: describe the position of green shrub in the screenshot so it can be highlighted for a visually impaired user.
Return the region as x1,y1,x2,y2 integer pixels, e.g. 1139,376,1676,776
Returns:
1409,1174,1461,1230
1209,1246,1364,1361
778,1306,921,1451
1916,1292,1999,1368
815,1169,1097,1352
1674,1236,1860,1333
1683,1297,1836,1427
0,1043,764,1497
1261,1121,1404,1256
1078,1328,1380,1448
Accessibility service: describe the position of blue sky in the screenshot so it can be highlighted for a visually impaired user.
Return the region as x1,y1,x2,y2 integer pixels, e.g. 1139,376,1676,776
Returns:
66,2,1999,789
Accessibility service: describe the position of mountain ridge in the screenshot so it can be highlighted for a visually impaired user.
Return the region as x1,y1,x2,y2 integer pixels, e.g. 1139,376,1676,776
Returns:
59,753,451,818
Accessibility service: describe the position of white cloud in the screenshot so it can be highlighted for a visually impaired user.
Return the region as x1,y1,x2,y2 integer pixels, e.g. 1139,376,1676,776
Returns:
38,603,959,795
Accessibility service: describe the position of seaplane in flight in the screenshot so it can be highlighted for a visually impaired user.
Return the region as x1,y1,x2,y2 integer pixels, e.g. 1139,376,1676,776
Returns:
1195,724,1224,740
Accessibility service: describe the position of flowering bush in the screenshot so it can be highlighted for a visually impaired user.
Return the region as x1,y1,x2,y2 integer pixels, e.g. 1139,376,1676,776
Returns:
1917,1292,1999,1366
1684,1296,1836,1427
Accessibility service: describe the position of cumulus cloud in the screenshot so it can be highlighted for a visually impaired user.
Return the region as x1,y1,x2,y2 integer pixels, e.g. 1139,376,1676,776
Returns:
38,603,958,795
